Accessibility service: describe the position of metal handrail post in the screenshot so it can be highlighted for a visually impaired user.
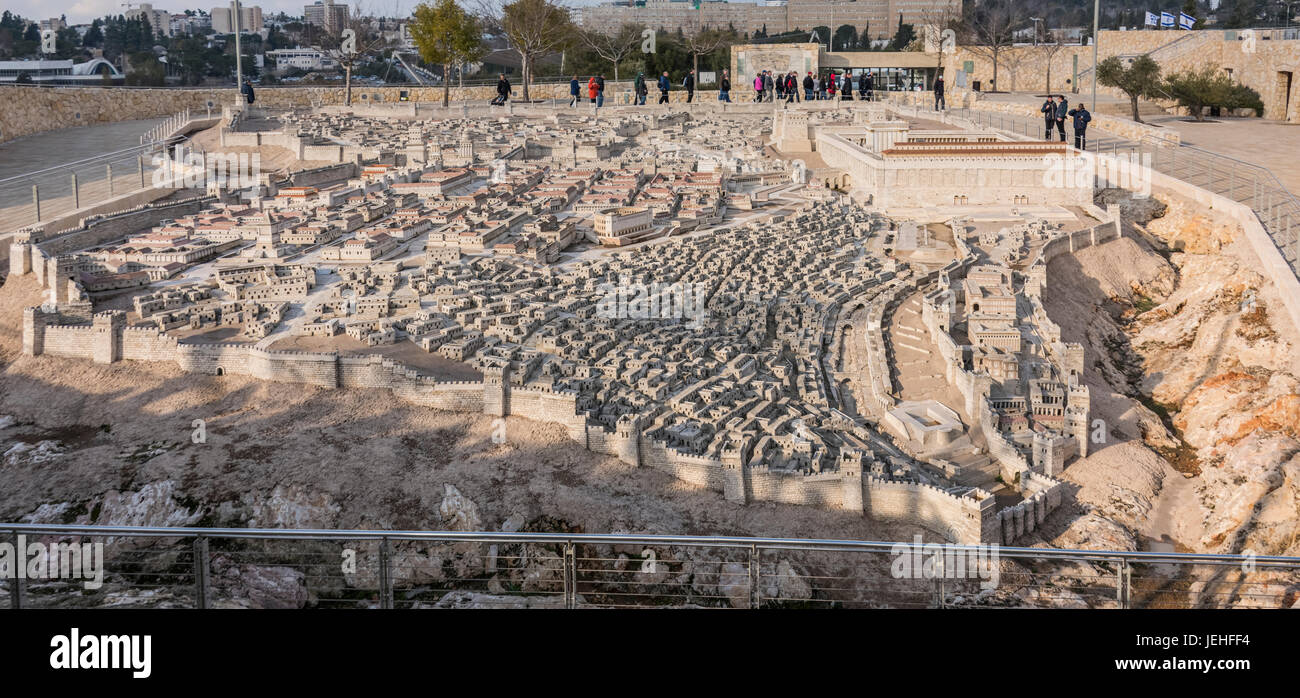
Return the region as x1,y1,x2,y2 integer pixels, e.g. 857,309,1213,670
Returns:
193,536,210,609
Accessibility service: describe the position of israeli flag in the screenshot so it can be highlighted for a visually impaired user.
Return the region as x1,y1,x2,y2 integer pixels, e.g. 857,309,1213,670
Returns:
1178,12,1195,29
1145,11,1159,26
1160,11,1175,27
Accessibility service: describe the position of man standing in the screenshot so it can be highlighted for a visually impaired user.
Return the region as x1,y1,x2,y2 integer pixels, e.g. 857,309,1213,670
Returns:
569,75,580,107
1068,102,1092,150
933,73,945,111
634,72,648,105
718,70,731,102
1040,95,1056,139
595,74,606,108
684,70,695,103
658,71,671,104
763,70,774,102
803,71,814,101
787,72,799,103
241,79,255,105
1054,94,1069,143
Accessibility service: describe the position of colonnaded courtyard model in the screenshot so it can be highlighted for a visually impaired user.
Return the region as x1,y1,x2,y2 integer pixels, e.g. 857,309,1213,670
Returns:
2,94,1299,609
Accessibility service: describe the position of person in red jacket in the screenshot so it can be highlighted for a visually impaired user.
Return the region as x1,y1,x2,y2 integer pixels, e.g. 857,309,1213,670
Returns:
587,77,599,104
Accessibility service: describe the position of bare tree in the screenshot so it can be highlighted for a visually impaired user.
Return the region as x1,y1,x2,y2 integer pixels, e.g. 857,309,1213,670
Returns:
319,2,390,106
961,0,1025,92
1040,31,1067,94
576,23,642,83
918,0,962,75
683,21,729,87
491,0,574,102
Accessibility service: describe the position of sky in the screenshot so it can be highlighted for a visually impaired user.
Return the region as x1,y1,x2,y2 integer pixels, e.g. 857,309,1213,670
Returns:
11,0,613,27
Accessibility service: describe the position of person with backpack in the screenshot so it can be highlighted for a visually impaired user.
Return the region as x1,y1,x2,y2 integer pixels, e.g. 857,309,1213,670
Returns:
718,69,731,102
1068,103,1092,150
803,71,814,101
634,72,648,105
785,72,799,103
569,75,580,107
683,70,695,103
658,71,671,104
1040,95,1056,139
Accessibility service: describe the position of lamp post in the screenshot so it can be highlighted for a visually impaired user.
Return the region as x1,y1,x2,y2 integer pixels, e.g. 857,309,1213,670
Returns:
1091,0,1099,113
1029,17,1043,46
233,0,243,89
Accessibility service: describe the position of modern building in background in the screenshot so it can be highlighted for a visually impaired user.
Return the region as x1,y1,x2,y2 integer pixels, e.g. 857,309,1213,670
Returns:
125,3,176,37
305,0,350,32
211,4,265,34
0,58,124,85
580,0,961,41
267,48,338,71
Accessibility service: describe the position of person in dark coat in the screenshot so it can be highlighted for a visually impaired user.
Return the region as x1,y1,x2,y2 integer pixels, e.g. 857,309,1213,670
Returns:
683,70,695,103
1040,95,1056,139
1054,95,1069,142
595,74,606,108
634,73,648,105
658,71,670,104
1068,103,1092,150
786,72,799,103
491,74,510,105
933,74,945,110
569,75,580,107
241,79,255,105
718,70,731,102
803,72,815,101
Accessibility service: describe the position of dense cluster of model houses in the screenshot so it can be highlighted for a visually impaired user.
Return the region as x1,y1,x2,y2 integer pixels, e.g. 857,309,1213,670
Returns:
65,109,968,475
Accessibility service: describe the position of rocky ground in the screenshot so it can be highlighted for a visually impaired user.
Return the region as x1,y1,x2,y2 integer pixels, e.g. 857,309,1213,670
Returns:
1030,187,1300,607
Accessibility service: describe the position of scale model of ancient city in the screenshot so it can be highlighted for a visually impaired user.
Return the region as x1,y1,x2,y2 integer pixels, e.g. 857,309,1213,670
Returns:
4,32,1300,609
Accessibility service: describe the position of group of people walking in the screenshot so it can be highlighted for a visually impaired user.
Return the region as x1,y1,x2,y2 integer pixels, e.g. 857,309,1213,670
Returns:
1041,94,1092,150
747,70,880,103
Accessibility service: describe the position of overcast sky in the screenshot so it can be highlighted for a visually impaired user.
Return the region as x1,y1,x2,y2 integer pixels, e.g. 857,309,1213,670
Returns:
12,0,614,26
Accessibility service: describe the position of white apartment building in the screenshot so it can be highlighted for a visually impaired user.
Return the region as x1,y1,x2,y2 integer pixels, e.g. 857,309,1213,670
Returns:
211,4,264,34
125,4,175,37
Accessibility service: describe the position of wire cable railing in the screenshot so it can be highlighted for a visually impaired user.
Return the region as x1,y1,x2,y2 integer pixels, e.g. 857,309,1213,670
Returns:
3,524,1297,609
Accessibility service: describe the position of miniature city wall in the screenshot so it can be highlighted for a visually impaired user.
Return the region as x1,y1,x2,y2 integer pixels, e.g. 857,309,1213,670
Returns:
19,303,1022,544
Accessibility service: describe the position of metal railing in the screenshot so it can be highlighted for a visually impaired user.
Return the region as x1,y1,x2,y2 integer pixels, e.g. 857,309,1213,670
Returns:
140,108,193,145
947,105,1300,277
3,524,1297,609
0,136,194,232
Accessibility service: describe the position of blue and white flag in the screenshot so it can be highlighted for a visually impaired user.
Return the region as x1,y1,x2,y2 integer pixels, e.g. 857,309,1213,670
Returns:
1178,12,1195,29
1145,11,1159,26
1160,11,1175,27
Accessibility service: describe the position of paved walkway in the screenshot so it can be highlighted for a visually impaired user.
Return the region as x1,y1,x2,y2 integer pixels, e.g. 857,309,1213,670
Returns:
0,117,166,181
